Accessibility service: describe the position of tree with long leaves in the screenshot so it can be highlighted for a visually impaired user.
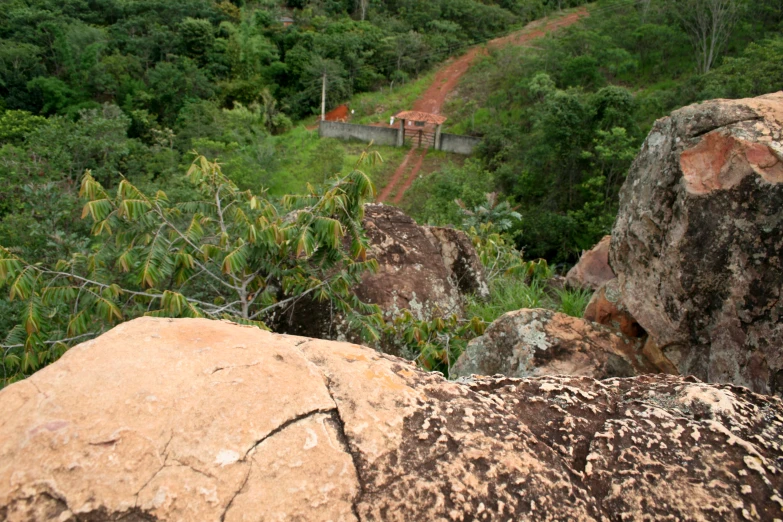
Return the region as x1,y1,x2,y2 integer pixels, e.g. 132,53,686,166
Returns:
0,153,383,386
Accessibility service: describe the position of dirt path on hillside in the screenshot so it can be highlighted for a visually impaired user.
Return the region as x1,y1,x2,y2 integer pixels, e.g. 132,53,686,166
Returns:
377,8,587,203
392,149,428,204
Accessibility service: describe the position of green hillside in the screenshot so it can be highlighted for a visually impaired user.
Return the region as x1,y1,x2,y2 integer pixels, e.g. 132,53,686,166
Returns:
1,0,781,383
403,0,783,262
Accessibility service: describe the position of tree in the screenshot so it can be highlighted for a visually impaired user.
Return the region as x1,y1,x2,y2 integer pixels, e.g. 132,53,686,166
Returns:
0,153,383,386
356,0,370,21
670,0,743,73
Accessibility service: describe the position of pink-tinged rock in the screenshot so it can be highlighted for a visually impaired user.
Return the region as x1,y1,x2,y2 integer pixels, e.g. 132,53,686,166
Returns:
611,92,783,395
583,278,645,338
566,235,615,291
2,318,782,520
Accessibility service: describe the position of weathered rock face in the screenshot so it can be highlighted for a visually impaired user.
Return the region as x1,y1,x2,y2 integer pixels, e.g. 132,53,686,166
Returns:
424,225,490,300
583,278,645,338
274,204,487,343
2,318,782,521
356,204,463,320
451,308,657,380
610,92,783,395
566,235,615,290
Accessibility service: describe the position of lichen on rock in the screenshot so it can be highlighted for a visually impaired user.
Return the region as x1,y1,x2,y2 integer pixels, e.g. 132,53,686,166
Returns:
610,92,783,395
1,318,782,521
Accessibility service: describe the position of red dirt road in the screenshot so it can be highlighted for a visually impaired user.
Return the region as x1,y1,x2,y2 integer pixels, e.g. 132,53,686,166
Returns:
377,9,587,203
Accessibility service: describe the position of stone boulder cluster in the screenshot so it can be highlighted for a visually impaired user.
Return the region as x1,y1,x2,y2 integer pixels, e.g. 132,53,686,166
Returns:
2,318,782,521
1,93,782,520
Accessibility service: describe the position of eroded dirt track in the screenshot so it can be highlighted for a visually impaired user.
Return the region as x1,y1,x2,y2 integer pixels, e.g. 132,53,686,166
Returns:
378,9,588,203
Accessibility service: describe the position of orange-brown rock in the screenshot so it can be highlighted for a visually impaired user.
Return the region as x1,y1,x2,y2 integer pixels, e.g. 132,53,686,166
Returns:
565,235,615,290
583,278,645,338
610,92,783,395
2,318,782,521
451,308,656,380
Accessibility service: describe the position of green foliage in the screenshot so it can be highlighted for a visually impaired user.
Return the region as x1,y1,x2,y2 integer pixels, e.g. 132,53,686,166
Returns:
0,110,47,144
436,0,781,262
553,286,591,318
0,153,383,386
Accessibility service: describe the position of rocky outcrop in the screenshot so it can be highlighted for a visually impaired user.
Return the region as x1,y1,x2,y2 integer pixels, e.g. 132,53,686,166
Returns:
273,204,487,343
356,204,463,320
451,308,656,380
2,318,782,521
610,92,783,395
583,278,645,338
424,225,490,300
565,235,615,290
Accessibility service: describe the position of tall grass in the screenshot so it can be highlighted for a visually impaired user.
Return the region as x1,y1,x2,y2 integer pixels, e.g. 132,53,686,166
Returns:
466,276,547,323
466,274,594,324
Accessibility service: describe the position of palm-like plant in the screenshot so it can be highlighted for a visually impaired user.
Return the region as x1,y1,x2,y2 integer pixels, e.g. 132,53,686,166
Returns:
455,192,521,233
0,152,383,386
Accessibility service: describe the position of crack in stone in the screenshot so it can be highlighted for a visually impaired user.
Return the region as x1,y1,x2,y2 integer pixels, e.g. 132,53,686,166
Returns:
211,362,261,375
168,459,216,480
219,463,251,522
242,407,338,460
321,377,366,522
690,115,764,138
133,464,168,509
289,339,365,522
28,379,44,396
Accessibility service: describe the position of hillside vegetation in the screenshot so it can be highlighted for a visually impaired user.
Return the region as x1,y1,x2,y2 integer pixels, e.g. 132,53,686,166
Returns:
405,0,783,262
1,0,781,383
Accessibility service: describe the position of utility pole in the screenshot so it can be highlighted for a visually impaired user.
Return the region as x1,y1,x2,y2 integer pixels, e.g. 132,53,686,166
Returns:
321,73,326,121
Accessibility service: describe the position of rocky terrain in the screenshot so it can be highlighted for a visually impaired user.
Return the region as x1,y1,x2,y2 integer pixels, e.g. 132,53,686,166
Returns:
1,318,782,521
610,92,783,395
452,308,655,380
273,204,488,348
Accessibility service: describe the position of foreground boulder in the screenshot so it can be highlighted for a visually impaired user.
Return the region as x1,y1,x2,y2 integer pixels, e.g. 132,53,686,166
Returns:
610,92,783,395
451,308,656,380
565,235,615,290
273,204,488,343
2,318,782,521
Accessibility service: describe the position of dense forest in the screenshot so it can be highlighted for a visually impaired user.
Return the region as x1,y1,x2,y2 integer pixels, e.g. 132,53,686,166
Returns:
1,0,781,383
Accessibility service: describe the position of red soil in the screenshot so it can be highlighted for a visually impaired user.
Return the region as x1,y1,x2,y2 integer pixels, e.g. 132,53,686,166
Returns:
324,104,350,122
392,149,428,204
378,8,588,203
412,9,587,116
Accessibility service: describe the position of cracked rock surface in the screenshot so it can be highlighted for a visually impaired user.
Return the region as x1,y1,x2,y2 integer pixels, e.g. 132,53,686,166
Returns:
1,317,782,521
610,92,783,395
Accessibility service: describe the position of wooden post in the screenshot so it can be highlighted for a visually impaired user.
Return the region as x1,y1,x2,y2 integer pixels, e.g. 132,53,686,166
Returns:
321,73,326,121
434,124,442,150
418,129,422,148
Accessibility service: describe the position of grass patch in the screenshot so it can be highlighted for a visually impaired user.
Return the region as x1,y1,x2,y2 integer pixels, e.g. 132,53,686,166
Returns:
265,126,406,196
466,274,594,325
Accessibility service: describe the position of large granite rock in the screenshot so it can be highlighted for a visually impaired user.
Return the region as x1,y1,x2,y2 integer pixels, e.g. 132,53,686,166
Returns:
565,235,615,291
610,92,783,395
451,308,657,380
273,204,488,344
1,318,782,521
